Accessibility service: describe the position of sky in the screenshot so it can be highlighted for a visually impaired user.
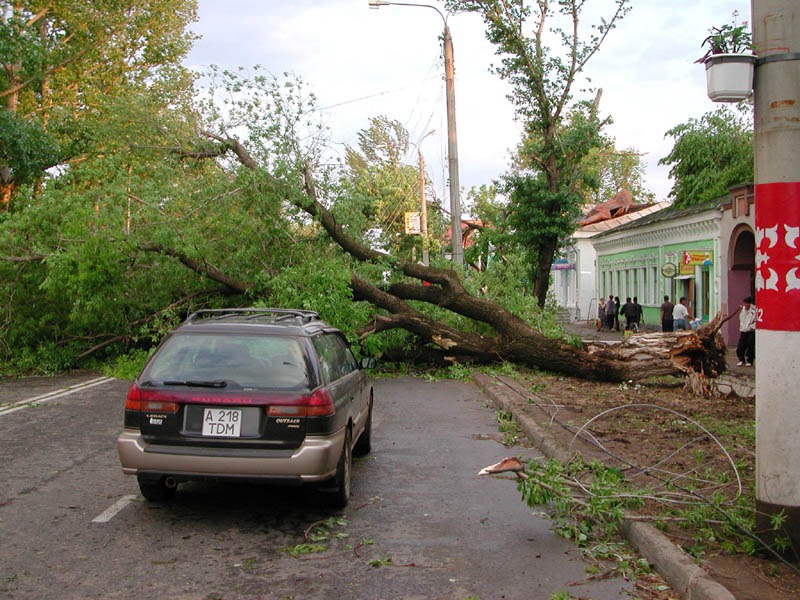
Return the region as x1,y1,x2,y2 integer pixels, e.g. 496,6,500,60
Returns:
184,0,751,210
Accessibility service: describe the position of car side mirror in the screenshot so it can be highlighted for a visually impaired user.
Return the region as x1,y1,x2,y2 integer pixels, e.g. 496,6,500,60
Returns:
359,357,376,369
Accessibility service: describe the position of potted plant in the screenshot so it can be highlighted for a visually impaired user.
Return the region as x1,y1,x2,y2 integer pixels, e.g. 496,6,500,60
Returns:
697,11,756,102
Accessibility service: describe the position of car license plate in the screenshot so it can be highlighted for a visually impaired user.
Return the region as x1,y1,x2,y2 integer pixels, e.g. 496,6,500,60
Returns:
202,408,242,437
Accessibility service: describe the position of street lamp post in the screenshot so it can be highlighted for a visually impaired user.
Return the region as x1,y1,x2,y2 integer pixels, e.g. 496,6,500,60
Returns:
414,129,435,266
368,0,463,265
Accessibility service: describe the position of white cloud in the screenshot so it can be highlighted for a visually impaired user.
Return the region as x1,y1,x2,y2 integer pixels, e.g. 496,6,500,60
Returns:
185,0,750,205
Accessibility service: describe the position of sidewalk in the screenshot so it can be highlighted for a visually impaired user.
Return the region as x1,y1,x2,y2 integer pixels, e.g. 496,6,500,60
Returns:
474,372,739,600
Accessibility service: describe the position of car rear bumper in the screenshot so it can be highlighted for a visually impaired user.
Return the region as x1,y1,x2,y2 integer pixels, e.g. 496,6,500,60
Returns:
117,427,344,483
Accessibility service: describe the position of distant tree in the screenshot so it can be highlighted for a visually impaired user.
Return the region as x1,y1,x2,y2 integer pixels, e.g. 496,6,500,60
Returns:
578,142,654,205
342,116,439,259
447,0,631,307
659,106,753,207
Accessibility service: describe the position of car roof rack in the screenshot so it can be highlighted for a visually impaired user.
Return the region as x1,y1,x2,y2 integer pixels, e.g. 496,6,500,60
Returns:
186,308,321,325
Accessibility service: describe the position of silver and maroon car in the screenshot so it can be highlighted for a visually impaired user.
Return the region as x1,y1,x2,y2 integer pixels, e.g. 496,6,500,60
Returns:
117,308,374,507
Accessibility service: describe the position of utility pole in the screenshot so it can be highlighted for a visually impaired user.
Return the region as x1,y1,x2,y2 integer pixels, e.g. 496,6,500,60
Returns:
443,23,463,265
418,146,429,265
751,0,800,550
368,0,463,265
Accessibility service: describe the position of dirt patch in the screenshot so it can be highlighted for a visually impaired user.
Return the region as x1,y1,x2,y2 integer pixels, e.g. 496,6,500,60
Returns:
488,368,800,600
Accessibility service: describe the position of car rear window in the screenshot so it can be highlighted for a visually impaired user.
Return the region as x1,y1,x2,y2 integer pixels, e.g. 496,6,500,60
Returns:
142,334,309,390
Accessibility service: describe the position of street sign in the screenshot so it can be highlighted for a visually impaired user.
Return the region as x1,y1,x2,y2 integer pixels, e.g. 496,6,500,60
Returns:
404,212,421,234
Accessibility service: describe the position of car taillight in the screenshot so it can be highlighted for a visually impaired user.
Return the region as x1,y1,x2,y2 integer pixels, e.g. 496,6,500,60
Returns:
125,383,179,413
267,405,306,417
266,390,335,418
307,389,335,417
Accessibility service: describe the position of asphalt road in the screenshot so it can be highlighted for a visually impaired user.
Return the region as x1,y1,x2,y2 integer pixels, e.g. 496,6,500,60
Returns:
0,374,633,599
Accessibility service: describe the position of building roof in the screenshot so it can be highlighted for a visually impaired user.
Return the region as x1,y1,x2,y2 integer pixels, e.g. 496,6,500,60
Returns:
574,201,671,238
590,196,724,238
578,190,635,225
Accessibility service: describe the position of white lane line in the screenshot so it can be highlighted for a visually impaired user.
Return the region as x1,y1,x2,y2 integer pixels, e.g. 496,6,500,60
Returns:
92,494,138,523
0,376,116,417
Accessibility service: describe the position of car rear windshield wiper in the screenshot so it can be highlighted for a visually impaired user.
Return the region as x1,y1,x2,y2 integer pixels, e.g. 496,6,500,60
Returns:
162,379,228,388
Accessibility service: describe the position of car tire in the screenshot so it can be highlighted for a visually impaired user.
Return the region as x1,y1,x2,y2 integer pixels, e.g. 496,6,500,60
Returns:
322,429,351,509
137,475,177,501
353,398,372,457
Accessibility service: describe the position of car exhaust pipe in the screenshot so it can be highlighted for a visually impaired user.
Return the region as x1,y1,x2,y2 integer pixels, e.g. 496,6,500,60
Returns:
164,476,178,489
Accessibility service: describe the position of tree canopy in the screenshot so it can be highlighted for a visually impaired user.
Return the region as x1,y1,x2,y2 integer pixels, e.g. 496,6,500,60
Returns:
446,0,631,307
0,0,198,207
0,0,724,385
659,105,753,207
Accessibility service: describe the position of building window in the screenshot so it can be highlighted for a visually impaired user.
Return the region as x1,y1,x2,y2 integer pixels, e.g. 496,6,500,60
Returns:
651,266,658,302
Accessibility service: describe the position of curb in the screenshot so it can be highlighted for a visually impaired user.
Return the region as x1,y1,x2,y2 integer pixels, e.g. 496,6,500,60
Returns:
473,372,736,600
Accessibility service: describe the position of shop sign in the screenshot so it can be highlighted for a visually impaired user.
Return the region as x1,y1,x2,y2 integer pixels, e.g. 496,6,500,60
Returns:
680,250,713,275
661,263,677,278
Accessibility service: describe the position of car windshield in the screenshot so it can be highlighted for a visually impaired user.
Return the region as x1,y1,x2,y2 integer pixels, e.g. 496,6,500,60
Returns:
142,334,309,390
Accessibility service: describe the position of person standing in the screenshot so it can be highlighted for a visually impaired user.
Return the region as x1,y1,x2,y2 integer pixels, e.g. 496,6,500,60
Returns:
605,295,616,331
620,297,635,330
736,296,756,366
632,296,643,331
660,295,674,332
613,296,621,331
673,297,689,331
597,296,607,330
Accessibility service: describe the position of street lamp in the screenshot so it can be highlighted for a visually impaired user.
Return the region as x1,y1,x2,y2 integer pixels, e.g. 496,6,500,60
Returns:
368,0,463,266
414,129,435,266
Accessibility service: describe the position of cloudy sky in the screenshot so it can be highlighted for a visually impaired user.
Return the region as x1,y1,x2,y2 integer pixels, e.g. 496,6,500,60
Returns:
184,0,750,208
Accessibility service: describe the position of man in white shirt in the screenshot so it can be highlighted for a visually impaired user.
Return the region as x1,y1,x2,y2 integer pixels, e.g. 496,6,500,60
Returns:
672,297,689,331
736,296,756,366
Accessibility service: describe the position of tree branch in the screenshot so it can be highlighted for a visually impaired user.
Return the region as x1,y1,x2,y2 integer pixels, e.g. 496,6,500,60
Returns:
136,242,251,295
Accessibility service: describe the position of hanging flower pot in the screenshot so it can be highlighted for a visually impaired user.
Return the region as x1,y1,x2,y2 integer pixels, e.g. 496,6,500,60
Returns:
704,53,756,102
696,11,755,102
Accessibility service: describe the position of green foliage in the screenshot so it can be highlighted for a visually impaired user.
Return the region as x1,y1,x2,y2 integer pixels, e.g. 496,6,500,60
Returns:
442,363,474,381
518,457,642,545
0,111,60,185
504,175,581,281
341,115,440,259
577,143,654,205
280,543,327,557
279,517,348,557
103,349,153,380
1,1,198,203
699,10,752,60
514,449,793,565
266,255,356,323
496,410,521,446
2,341,77,376
0,3,589,375
368,556,393,568
462,184,512,271
659,106,753,207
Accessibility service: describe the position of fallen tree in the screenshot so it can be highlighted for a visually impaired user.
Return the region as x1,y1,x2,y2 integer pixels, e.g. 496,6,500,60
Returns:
153,131,728,385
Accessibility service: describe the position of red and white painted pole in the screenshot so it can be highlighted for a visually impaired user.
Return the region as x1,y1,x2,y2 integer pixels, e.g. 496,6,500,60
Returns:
752,0,800,552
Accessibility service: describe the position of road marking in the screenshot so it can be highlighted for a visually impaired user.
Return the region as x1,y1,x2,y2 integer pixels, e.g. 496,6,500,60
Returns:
0,376,116,417
92,494,138,523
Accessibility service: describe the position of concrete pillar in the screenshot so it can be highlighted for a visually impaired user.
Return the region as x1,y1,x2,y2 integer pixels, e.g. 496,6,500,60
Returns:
752,0,800,554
